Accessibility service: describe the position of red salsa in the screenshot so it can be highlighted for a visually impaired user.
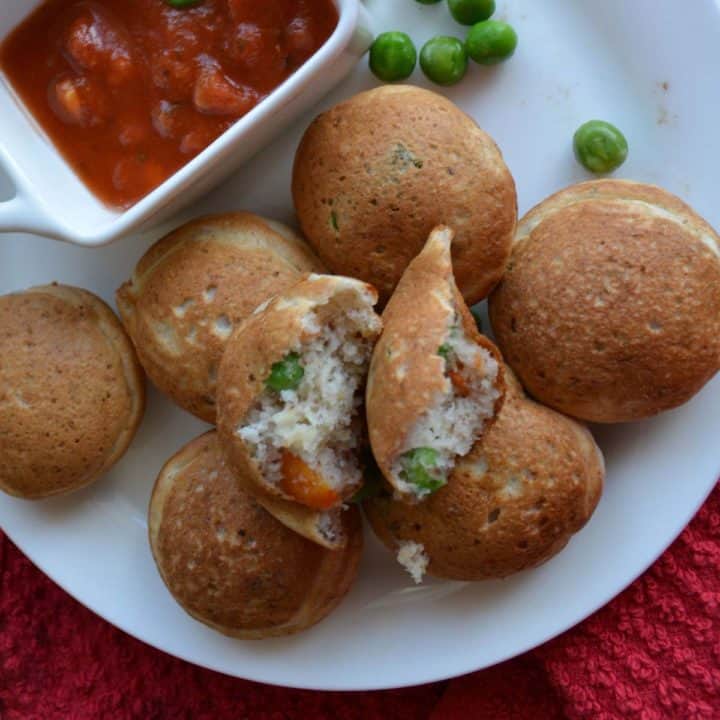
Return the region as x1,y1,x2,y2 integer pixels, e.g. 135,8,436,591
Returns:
0,0,338,208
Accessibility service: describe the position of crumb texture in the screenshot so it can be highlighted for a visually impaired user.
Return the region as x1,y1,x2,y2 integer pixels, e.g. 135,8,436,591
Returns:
239,309,377,493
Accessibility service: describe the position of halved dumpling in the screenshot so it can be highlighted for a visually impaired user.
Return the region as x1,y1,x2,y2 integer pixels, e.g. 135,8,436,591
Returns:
366,226,505,503
217,274,382,539
365,368,604,583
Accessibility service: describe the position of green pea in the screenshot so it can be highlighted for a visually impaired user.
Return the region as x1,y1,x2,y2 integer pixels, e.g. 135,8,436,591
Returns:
400,447,446,493
265,352,304,392
420,36,468,86
573,120,629,174
448,0,495,25
369,32,417,82
466,20,518,65
165,0,201,7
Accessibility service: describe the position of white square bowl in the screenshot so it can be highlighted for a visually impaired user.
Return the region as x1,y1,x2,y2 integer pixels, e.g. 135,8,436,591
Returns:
0,0,371,245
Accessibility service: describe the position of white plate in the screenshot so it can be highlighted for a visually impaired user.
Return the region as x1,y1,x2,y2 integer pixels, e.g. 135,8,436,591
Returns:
1,0,719,691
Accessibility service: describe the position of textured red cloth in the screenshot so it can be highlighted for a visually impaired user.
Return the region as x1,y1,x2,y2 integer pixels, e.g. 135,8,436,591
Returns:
2,483,719,720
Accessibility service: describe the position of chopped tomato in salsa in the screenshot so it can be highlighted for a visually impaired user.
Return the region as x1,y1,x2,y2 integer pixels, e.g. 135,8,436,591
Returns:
0,0,338,208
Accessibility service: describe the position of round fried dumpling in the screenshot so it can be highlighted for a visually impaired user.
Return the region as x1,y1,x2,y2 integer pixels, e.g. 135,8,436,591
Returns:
117,212,324,422
489,180,720,422
149,432,363,638
292,85,517,305
0,284,144,499
365,371,604,582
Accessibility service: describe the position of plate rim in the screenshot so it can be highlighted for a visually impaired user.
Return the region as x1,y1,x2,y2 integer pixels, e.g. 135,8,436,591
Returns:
2,469,717,691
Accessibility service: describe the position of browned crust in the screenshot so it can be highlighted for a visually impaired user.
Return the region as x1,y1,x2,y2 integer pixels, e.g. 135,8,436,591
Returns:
489,179,720,423
216,274,380,526
292,85,518,305
149,432,363,639
364,369,604,581
0,284,145,499
366,226,505,502
116,212,325,423
514,179,720,246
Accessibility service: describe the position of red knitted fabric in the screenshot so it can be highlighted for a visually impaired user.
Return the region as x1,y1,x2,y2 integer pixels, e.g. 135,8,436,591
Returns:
2,483,719,720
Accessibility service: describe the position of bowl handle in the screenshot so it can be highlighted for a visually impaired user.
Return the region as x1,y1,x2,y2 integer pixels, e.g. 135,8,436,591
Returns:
0,184,58,237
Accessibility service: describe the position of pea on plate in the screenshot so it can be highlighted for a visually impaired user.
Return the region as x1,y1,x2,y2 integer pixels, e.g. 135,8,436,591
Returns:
466,20,518,65
420,35,469,86
448,0,496,26
369,31,417,82
573,120,629,173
